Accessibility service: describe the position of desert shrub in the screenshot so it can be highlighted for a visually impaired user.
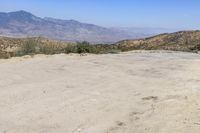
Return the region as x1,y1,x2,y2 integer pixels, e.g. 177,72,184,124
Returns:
189,43,200,52
0,51,11,59
64,45,77,53
39,44,63,55
76,41,97,53
106,49,121,54
195,44,200,50
15,38,67,55
19,38,38,56
93,44,121,54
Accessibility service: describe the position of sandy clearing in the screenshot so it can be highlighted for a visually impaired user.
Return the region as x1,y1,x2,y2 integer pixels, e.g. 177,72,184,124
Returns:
0,51,200,133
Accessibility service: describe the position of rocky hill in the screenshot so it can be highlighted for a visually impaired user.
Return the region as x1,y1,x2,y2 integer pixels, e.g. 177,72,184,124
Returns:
0,36,70,51
115,30,200,52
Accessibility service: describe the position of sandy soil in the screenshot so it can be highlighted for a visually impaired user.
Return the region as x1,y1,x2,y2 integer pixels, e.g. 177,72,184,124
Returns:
0,51,200,133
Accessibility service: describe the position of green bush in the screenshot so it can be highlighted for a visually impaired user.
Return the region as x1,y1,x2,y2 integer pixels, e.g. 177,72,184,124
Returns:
64,45,77,53
76,41,97,53
39,44,63,55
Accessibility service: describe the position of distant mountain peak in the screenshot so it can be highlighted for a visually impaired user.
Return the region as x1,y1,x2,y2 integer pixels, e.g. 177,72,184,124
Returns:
9,10,35,17
11,10,30,14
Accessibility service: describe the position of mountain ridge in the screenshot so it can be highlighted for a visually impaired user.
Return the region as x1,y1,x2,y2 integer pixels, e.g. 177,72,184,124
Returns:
0,10,152,43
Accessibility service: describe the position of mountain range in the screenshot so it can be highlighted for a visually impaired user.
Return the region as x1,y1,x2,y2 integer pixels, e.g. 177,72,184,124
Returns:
0,10,177,44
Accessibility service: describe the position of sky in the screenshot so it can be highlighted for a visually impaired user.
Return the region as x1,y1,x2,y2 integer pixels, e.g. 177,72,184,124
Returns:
0,0,200,29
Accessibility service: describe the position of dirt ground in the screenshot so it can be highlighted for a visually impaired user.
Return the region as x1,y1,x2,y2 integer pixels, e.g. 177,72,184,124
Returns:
0,51,200,133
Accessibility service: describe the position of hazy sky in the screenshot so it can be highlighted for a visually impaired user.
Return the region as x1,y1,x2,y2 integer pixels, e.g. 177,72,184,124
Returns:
0,0,200,29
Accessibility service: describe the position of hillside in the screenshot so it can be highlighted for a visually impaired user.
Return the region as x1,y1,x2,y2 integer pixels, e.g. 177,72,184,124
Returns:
0,10,150,44
115,30,200,52
1,30,200,59
0,37,75,58
0,37,71,51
